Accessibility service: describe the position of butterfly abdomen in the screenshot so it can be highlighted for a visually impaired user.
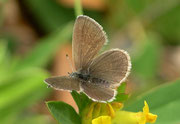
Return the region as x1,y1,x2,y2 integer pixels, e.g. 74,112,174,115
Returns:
91,77,110,88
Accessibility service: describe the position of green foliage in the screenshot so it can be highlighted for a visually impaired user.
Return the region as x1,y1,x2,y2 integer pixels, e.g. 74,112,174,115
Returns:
0,18,72,124
74,0,83,16
124,79,180,124
71,91,91,115
17,22,73,69
117,82,126,93
114,82,129,102
151,4,180,44
126,0,151,13
47,101,81,124
0,69,50,123
0,42,51,123
17,115,51,124
114,93,129,103
23,0,74,33
132,35,161,80
109,0,180,44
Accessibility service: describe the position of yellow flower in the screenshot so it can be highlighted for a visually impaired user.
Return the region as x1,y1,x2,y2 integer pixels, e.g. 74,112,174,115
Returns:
112,101,157,124
82,102,123,124
92,116,111,124
143,101,157,123
92,101,157,124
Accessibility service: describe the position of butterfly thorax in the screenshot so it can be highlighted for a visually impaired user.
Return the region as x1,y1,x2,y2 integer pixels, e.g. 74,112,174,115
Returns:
70,72,90,81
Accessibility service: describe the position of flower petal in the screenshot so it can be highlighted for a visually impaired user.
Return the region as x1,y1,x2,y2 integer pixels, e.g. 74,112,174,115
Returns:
107,104,115,118
143,101,149,114
146,113,157,123
92,116,111,124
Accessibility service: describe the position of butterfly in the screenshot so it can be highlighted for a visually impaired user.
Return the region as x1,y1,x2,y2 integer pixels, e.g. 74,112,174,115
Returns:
44,15,131,102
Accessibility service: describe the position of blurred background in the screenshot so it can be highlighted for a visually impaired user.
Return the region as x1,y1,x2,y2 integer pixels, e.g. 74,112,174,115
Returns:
0,0,180,124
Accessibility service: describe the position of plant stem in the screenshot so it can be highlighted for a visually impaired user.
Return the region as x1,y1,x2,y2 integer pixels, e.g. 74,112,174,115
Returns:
74,0,83,16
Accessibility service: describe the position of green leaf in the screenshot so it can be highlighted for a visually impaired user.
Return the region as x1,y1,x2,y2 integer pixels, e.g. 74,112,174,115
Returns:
17,22,73,69
124,79,180,124
0,68,50,122
114,82,129,102
71,91,91,115
117,82,126,93
114,93,129,102
47,101,81,124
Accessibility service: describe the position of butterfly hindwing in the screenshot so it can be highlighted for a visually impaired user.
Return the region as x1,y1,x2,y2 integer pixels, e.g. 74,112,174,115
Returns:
81,81,116,102
89,49,131,87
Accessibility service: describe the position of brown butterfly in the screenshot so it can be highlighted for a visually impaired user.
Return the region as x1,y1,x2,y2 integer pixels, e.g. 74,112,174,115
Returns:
44,15,131,102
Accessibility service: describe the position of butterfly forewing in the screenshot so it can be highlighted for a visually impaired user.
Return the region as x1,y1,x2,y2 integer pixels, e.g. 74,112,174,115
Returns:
44,76,80,91
89,49,131,87
73,15,107,71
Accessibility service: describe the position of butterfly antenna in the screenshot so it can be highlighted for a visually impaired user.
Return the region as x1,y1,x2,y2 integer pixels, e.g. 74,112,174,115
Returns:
66,54,75,72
